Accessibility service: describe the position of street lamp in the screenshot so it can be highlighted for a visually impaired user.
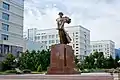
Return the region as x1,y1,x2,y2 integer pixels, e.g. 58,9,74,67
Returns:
13,58,18,68
94,58,97,69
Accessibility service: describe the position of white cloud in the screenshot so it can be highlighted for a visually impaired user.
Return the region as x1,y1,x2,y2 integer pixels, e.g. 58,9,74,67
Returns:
24,0,120,48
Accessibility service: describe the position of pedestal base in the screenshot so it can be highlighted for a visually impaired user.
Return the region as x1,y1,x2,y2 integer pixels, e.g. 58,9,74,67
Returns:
47,44,79,74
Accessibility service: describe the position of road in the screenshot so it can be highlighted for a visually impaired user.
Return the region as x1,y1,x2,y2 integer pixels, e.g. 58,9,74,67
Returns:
0,73,117,80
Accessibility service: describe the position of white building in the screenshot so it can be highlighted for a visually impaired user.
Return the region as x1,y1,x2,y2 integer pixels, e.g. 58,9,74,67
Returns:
24,25,90,60
23,28,37,41
0,0,24,58
90,40,115,58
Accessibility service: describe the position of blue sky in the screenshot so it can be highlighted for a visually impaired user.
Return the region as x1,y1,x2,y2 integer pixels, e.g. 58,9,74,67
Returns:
24,0,120,48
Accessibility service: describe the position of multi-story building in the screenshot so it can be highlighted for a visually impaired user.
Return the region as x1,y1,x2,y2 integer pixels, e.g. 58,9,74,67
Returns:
24,25,90,60
0,0,24,59
90,40,115,58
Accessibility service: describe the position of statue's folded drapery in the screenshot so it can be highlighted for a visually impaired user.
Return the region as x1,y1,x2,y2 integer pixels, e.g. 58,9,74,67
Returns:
58,28,71,44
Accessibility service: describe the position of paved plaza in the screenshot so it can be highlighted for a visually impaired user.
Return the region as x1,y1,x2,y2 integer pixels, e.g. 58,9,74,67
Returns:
0,73,118,80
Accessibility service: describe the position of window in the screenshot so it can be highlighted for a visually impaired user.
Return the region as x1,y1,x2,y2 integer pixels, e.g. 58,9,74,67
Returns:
76,35,78,37
2,13,9,21
3,2,10,10
45,41,47,44
52,35,55,38
73,44,75,48
76,53,78,54
84,51,87,55
76,32,78,34
1,34,8,40
56,34,58,38
49,35,51,38
99,49,101,51
84,40,86,43
2,23,9,31
41,36,47,39
52,40,54,43
73,33,74,36
76,50,78,51
76,44,78,45
76,47,78,48
84,34,86,38
73,38,74,42
85,45,87,49
56,40,59,43
49,46,51,49
76,41,78,43
41,33,45,35
42,41,47,44
76,38,78,40
49,40,51,44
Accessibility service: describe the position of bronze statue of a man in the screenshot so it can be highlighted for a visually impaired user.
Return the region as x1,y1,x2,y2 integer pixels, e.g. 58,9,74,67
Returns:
56,12,72,44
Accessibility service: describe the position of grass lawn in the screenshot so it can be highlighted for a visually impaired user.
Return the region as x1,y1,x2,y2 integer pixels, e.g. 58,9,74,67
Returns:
0,72,12,75
31,71,47,74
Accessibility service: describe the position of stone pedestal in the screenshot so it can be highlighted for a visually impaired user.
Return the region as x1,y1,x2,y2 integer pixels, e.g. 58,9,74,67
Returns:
47,44,78,74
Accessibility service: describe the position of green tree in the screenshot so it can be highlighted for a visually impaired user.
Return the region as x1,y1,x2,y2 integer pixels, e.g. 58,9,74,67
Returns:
1,54,15,71
115,55,120,68
105,55,114,68
18,50,50,71
82,52,114,69
75,56,79,65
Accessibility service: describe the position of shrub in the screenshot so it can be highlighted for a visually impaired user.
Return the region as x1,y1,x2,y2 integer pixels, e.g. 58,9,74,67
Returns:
5,70,17,74
23,69,31,73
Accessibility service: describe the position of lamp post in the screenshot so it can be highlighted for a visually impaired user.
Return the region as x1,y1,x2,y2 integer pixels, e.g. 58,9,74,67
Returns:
94,58,97,69
13,58,18,68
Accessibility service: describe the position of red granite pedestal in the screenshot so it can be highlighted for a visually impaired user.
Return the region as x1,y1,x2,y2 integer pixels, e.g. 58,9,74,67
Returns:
47,44,79,74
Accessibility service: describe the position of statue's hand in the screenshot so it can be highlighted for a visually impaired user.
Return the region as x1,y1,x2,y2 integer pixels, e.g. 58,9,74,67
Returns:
57,28,62,30
56,28,60,30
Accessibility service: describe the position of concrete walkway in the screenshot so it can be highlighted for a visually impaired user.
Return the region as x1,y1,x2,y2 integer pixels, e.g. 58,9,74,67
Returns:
0,73,115,80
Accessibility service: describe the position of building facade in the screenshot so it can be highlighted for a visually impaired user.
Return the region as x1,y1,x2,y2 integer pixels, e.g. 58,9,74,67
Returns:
0,0,24,59
24,25,90,60
90,40,115,58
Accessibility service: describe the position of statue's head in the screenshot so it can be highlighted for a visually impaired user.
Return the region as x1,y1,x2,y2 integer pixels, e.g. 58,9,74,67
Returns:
58,12,63,17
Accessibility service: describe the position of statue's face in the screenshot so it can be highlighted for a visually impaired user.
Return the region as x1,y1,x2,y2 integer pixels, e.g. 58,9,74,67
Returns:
59,14,63,17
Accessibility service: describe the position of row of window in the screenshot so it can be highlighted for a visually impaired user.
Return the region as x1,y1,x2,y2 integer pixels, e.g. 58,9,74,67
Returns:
35,34,59,40
40,40,59,44
1,2,10,41
92,44,110,48
93,49,110,52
